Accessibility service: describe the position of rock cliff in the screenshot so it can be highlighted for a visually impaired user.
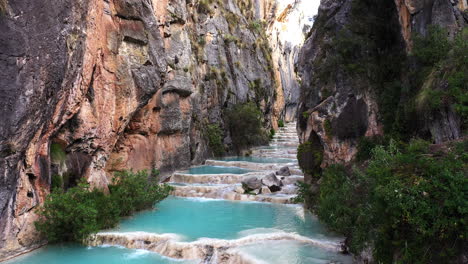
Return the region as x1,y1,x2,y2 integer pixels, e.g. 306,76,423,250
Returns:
296,0,467,182
0,0,311,260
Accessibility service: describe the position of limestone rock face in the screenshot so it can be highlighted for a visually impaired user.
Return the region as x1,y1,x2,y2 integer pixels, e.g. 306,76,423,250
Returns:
296,0,466,184
0,0,302,259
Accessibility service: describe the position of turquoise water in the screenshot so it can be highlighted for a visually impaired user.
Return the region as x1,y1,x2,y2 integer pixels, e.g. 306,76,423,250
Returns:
6,197,351,264
4,244,194,264
115,197,336,241
183,165,253,174
218,156,295,163
237,240,352,264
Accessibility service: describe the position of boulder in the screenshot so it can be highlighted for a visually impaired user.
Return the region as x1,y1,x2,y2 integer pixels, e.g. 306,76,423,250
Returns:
234,186,244,194
261,173,282,192
276,166,291,176
241,176,262,191
260,186,271,195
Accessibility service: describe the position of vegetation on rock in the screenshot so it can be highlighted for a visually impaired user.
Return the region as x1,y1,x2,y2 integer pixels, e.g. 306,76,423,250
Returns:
314,139,467,263
225,102,268,152
35,170,172,243
206,124,225,157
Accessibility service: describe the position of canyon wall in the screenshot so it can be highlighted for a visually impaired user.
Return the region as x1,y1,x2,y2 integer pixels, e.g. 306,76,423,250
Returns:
0,0,310,260
296,0,467,181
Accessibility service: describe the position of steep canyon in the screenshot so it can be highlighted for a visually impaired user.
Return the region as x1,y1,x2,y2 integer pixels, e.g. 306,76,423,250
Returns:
0,0,314,260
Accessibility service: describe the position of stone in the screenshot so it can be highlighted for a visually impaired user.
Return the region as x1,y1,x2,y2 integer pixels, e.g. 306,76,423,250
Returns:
241,177,262,191
275,166,291,176
261,173,282,192
260,186,271,195
234,186,244,194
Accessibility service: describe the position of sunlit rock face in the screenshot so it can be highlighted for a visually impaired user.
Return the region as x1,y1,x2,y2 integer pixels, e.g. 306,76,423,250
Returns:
265,0,320,122
0,0,300,259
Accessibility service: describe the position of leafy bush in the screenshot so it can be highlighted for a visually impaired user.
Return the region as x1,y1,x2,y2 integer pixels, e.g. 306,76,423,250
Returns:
277,120,285,128
109,170,173,216
50,143,66,164
291,182,314,205
269,128,275,139
413,26,451,66
35,171,172,243
206,124,224,157
356,135,387,161
317,139,467,263
297,134,323,177
225,102,268,151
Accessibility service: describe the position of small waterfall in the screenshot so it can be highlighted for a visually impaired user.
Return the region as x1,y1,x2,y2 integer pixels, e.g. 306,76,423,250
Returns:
167,122,304,203
86,231,342,263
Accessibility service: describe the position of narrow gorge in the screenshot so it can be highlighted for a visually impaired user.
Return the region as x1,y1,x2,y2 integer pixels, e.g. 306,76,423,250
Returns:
0,0,467,263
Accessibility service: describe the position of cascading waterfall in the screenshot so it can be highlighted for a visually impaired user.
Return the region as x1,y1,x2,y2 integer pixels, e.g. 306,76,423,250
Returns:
5,123,352,264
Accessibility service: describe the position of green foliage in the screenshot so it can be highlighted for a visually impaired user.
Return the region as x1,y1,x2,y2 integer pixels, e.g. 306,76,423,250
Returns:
356,135,387,161
413,26,451,66
51,174,63,191
277,120,285,128
109,171,174,217
197,0,213,14
323,119,332,137
35,171,172,243
225,102,267,151
297,137,323,177
412,27,468,129
317,139,468,263
249,79,266,101
248,20,263,34
291,182,314,205
50,143,66,164
206,124,225,157
223,34,240,45
269,128,275,140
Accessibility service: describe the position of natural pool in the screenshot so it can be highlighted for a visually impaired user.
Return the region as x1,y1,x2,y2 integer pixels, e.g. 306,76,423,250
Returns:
115,197,333,241
6,198,352,264
217,156,296,163
182,165,253,174
4,244,195,264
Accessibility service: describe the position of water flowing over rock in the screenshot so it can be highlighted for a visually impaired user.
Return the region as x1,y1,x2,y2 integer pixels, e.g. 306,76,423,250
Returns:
86,231,343,264
169,122,304,204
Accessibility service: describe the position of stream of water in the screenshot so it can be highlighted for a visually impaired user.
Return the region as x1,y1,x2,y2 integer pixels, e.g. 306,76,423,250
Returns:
6,122,352,264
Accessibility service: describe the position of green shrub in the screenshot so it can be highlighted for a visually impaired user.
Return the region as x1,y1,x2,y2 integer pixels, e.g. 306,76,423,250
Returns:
323,119,332,137
277,120,285,128
51,174,63,191
50,143,66,164
197,0,212,14
225,102,267,151
35,171,172,243
291,182,314,205
413,26,451,66
206,124,225,157
297,136,323,177
269,128,275,140
109,170,173,216
356,135,387,161
317,139,468,263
